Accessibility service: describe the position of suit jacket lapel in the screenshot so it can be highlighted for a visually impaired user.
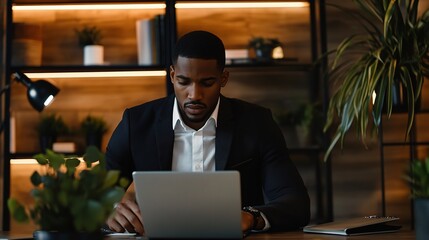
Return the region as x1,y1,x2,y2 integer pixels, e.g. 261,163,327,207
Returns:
155,95,175,170
215,95,234,170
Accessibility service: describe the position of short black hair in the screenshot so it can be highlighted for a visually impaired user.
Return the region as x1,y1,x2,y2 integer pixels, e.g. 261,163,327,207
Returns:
172,30,225,71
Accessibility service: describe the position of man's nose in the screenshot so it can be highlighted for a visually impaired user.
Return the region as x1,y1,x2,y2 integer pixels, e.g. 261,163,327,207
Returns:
188,84,202,100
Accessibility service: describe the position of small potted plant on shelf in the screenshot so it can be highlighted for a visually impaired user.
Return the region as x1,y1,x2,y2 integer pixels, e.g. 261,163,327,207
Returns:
404,157,429,240
75,25,104,65
37,113,69,153
323,0,429,159
80,115,108,150
248,37,282,61
274,103,322,147
8,146,129,240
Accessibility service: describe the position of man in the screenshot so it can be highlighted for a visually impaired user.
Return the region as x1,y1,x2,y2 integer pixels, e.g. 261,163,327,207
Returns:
105,30,310,235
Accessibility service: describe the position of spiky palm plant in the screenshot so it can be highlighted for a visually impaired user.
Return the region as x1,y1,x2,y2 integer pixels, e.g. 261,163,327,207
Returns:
324,0,429,159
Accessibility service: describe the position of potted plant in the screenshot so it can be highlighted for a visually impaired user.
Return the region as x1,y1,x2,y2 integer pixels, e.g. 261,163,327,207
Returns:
8,146,128,240
404,157,429,240
80,115,108,150
248,37,281,60
323,0,429,158
274,103,322,147
37,113,69,153
75,25,104,65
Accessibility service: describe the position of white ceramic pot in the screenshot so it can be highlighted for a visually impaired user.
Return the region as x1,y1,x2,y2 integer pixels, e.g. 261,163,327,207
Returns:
83,45,104,65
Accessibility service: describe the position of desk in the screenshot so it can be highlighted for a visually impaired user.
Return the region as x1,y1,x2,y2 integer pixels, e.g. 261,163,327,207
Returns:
0,230,414,240
103,230,415,240
245,230,414,240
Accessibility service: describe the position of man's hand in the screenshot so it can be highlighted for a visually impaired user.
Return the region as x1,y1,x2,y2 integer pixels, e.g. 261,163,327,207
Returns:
106,182,145,235
241,211,254,233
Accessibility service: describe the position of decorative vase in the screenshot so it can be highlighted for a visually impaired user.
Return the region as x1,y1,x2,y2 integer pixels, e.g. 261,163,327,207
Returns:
83,45,104,65
33,230,103,240
414,198,429,240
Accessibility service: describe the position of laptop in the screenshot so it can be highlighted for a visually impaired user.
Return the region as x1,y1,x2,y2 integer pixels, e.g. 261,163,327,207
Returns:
132,171,242,239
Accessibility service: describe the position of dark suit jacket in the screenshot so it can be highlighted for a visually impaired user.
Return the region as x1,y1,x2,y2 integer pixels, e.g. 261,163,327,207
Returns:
106,94,310,231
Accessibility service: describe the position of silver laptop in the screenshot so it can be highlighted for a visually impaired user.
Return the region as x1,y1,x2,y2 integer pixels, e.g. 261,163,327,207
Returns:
132,171,242,239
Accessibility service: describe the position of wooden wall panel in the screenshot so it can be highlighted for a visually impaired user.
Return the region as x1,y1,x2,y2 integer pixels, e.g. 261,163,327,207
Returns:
177,7,311,62
13,8,165,65
10,76,167,153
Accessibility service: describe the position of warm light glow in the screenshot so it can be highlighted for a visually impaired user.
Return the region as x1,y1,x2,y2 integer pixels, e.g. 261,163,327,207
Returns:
11,158,84,165
12,3,166,11
10,159,38,165
176,2,309,9
24,71,166,79
12,2,308,11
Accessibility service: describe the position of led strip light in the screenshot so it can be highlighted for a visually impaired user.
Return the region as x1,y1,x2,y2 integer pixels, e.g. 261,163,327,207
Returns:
13,2,308,11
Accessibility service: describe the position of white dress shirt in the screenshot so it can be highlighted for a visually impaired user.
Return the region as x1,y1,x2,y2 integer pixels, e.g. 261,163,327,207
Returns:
171,98,219,172
170,97,271,231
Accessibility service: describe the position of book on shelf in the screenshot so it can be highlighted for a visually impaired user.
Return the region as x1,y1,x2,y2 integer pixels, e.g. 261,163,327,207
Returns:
136,14,165,66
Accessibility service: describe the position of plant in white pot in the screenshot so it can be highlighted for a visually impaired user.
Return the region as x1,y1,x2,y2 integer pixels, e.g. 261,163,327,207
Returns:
75,25,104,65
323,0,429,158
37,113,69,153
274,103,323,147
8,146,128,240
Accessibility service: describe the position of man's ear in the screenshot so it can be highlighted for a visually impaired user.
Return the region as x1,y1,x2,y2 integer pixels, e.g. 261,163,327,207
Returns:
169,65,175,84
220,70,229,87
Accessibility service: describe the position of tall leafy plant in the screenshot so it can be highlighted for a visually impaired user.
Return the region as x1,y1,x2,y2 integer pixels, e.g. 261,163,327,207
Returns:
324,0,429,158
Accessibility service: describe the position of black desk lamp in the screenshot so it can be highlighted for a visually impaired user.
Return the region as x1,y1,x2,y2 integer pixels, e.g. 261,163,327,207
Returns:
0,72,59,134
12,72,60,112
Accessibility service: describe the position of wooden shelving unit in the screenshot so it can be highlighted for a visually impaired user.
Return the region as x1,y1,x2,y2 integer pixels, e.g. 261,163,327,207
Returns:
1,0,331,230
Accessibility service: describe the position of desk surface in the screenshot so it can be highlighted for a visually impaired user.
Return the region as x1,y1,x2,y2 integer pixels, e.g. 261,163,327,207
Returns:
245,230,414,240
0,230,414,240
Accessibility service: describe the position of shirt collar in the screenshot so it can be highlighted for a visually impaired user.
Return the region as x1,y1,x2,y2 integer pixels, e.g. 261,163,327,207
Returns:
172,97,220,130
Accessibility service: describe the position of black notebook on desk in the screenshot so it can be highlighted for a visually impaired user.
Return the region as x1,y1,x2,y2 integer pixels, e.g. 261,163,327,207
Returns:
303,216,401,236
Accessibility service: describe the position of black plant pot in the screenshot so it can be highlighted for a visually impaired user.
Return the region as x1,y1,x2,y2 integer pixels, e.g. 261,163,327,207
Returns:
414,198,429,240
33,230,104,240
39,135,56,153
255,47,274,61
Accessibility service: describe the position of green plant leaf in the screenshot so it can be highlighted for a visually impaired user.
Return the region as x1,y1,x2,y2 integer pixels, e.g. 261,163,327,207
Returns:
65,158,81,175
46,150,65,171
100,187,125,210
74,200,105,232
101,170,120,190
33,154,48,165
83,146,104,168
7,199,29,222
30,171,42,187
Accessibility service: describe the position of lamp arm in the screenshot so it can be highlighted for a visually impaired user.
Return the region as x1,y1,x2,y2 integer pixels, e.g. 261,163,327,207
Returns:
0,84,10,96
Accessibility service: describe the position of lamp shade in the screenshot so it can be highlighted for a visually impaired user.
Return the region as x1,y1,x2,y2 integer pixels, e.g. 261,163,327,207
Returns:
13,72,60,112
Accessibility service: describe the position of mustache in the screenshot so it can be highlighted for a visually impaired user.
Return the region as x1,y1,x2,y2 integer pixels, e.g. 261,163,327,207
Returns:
184,101,206,107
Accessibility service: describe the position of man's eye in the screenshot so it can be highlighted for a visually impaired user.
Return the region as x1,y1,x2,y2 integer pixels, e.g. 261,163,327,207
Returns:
177,80,190,85
202,80,216,87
